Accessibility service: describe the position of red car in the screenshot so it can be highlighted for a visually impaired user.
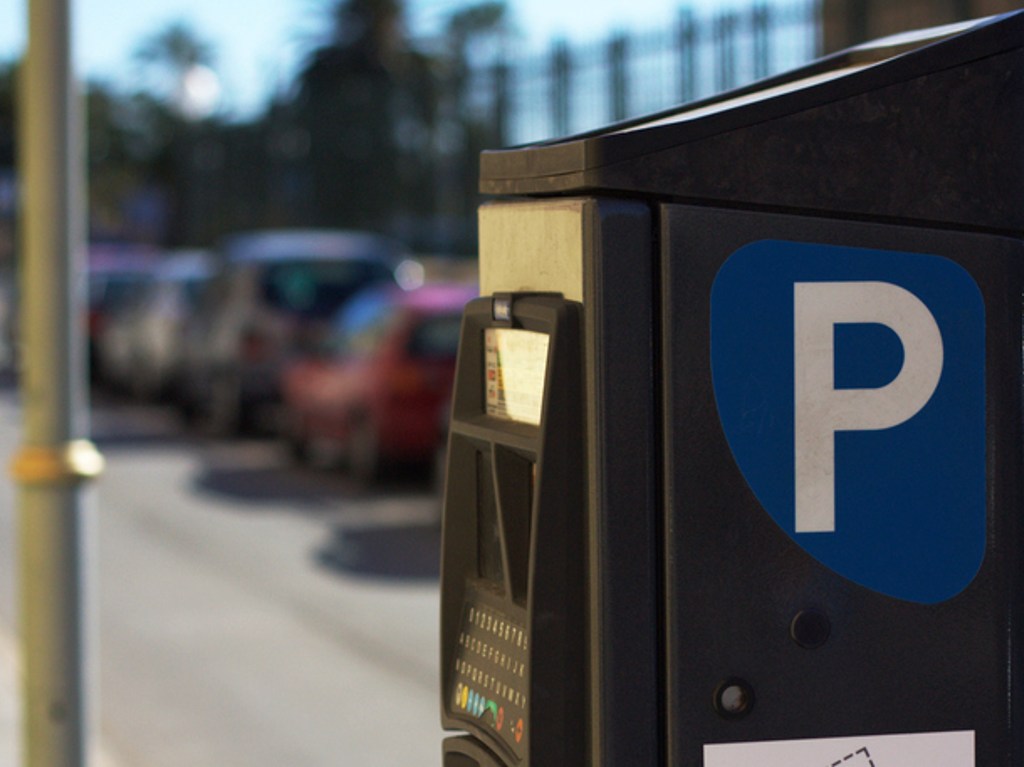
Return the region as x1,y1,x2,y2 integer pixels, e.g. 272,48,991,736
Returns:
280,282,475,481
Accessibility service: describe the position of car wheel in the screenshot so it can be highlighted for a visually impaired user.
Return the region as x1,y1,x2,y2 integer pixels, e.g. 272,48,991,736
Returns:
130,362,159,401
207,371,244,437
347,414,380,486
284,413,310,463
176,381,200,424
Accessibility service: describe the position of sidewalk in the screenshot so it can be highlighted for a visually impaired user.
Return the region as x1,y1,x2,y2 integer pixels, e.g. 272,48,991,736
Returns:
1,627,23,765
0,627,120,766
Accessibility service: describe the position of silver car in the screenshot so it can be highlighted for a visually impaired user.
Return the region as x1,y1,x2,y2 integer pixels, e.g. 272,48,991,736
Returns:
103,250,215,399
178,229,402,435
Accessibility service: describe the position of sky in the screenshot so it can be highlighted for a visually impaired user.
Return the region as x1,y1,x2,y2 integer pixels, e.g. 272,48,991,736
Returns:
0,0,744,118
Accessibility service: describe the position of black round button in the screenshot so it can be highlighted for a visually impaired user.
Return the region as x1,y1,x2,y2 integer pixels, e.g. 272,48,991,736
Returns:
790,609,831,649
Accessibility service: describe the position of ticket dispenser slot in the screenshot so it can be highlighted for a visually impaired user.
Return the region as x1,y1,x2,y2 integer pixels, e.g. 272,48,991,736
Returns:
440,294,585,767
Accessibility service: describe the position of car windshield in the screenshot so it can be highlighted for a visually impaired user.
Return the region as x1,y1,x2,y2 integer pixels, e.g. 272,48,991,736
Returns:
181,278,208,308
260,260,394,319
407,314,462,359
90,274,149,311
328,290,397,358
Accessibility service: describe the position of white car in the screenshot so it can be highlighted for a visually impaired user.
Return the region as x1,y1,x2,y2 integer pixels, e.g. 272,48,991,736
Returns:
101,250,213,399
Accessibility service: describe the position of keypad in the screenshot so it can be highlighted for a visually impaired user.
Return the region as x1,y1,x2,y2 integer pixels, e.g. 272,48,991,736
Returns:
450,587,529,758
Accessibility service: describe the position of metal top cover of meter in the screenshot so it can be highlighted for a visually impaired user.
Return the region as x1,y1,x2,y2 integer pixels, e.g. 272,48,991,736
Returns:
479,11,1024,235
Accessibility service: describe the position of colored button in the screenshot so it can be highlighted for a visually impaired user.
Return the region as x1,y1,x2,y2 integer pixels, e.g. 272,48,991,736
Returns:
514,718,524,744
485,699,499,725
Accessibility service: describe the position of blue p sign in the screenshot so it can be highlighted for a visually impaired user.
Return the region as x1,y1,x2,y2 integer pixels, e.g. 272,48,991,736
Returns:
711,241,985,604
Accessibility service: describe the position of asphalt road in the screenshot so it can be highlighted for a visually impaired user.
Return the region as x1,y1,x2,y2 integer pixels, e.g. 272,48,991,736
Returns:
0,381,445,766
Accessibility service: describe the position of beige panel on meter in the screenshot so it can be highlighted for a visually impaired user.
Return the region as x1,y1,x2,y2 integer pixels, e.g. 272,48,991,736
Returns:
479,199,587,302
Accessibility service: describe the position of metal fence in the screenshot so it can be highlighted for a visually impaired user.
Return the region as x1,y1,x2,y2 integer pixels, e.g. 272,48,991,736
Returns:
468,0,823,147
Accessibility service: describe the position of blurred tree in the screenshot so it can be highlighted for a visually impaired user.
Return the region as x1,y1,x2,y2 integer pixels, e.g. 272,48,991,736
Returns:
820,0,1020,52
133,21,221,120
0,61,17,271
0,59,173,246
0,61,15,169
436,2,509,248
86,83,178,242
294,0,437,238
445,1,508,87
128,21,226,245
134,20,214,74
0,53,181,245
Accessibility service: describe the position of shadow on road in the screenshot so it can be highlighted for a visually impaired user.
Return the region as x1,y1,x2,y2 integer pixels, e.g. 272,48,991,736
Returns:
314,522,441,581
193,458,435,510
192,463,354,508
89,392,200,451
70,387,446,582
93,425,199,451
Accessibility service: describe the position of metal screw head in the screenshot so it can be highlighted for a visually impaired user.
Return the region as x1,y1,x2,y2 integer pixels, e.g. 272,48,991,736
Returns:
713,678,755,719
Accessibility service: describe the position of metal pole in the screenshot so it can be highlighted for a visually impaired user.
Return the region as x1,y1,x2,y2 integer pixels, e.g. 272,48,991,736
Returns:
11,0,103,765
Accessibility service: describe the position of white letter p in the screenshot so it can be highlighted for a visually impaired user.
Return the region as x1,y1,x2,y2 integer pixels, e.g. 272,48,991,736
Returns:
793,281,943,533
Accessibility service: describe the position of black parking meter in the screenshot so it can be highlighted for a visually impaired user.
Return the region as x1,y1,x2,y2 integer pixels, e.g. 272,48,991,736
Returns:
439,203,660,766
441,12,1024,766
439,294,585,767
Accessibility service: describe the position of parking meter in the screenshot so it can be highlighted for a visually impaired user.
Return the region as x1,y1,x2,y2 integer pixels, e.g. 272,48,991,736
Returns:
441,12,1024,766
439,202,661,766
439,293,584,767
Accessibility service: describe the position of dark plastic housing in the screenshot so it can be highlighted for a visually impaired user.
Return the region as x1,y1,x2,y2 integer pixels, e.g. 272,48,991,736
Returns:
451,11,1024,766
440,295,586,767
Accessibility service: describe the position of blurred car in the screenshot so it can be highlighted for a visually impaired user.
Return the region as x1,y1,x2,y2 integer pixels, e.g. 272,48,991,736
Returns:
88,243,159,382
179,229,403,434
100,249,214,399
280,282,475,482
96,276,149,391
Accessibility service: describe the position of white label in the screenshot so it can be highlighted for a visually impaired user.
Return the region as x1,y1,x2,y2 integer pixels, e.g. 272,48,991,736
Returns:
705,730,974,766
484,328,550,426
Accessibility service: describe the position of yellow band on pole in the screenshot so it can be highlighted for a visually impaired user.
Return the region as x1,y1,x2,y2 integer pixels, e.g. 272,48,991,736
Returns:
10,440,105,484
